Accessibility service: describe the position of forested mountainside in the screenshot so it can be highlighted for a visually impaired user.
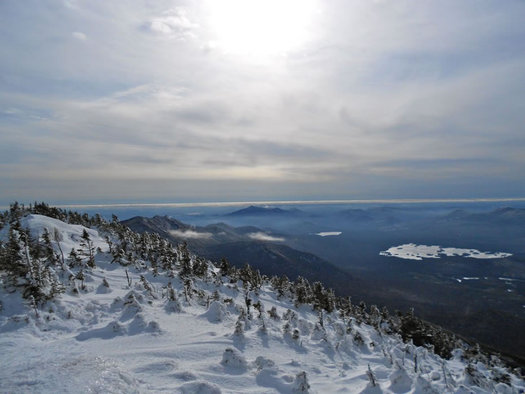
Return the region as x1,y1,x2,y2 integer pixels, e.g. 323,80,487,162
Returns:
121,215,358,297
0,202,523,393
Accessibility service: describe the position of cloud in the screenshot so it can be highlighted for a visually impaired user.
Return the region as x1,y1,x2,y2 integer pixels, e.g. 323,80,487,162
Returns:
72,31,87,40
316,232,342,237
247,232,285,242
1,0,524,203
169,229,212,239
146,8,198,40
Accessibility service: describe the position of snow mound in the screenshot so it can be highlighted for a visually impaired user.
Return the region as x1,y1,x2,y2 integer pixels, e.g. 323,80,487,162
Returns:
254,355,275,370
178,381,222,394
221,347,247,370
201,301,228,323
388,363,413,393
293,371,311,393
17,214,108,254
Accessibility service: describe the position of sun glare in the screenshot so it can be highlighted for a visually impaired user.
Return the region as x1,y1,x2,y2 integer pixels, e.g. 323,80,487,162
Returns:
206,0,318,57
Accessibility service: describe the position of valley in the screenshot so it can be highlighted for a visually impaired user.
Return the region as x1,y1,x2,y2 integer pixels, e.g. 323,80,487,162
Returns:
93,202,525,363
1,203,524,393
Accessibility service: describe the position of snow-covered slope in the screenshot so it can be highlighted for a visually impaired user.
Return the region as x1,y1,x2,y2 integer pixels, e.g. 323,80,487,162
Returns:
0,212,523,393
20,214,108,254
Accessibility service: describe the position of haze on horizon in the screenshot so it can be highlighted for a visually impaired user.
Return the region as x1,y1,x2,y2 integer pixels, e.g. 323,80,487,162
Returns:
1,0,525,205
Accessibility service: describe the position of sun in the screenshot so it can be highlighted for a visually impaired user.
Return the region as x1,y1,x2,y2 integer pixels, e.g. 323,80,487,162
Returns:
205,0,319,57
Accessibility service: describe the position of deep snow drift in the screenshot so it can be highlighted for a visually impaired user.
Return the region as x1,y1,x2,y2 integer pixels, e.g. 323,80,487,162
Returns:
0,213,523,393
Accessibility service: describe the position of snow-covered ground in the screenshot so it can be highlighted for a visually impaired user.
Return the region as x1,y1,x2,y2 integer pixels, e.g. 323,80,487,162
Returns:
0,214,109,256
380,243,512,261
1,214,523,393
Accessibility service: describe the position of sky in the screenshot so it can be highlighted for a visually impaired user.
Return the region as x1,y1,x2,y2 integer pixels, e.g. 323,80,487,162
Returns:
1,0,525,205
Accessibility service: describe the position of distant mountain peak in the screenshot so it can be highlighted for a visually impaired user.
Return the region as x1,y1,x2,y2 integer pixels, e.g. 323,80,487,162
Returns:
226,205,301,216
444,209,469,218
493,207,525,215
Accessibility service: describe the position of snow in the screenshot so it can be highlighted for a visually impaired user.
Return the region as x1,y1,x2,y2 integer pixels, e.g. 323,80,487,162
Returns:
1,215,523,393
0,214,109,255
380,243,512,261
201,300,228,322
315,232,342,237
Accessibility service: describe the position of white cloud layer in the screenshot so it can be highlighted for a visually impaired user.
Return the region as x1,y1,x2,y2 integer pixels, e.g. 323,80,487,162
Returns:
316,232,342,237
72,31,87,40
1,0,524,203
247,232,285,242
147,8,198,39
169,229,212,239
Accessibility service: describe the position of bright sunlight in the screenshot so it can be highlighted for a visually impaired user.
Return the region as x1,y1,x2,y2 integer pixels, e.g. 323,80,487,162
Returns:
205,0,319,57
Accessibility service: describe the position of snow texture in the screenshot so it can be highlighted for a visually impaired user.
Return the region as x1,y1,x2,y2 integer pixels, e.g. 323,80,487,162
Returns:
23,214,108,253
0,214,523,393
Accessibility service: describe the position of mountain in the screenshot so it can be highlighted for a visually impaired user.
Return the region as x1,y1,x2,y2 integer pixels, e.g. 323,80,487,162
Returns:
122,215,276,248
122,215,188,235
202,241,356,296
338,208,374,221
227,205,304,217
492,207,525,220
440,207,525,224
337,207,407,226
1,206,523,392
122,215,355,296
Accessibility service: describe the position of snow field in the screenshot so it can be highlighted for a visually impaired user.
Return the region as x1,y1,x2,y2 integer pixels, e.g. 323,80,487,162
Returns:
0,215,523,393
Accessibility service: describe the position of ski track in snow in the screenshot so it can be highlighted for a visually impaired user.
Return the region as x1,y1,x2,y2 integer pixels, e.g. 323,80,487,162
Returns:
0,215,523,393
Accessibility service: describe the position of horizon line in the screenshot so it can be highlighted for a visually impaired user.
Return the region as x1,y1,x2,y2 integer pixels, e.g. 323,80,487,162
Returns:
4,197,525,210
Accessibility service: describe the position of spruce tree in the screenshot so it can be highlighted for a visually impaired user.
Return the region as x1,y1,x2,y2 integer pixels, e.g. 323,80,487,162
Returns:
219,257,231,277
68,248,82,267
41,228,58,267
78,229,95,268
53,228,66,268
178,242,192,278
4,227,23,282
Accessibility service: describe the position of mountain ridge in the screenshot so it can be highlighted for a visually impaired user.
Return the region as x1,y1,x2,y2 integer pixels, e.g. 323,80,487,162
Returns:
121,215,357,297
0,203,524,392
227,205,304,217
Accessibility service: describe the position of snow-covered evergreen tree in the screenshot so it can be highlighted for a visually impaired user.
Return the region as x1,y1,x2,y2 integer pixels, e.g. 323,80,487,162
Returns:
0,204,523,393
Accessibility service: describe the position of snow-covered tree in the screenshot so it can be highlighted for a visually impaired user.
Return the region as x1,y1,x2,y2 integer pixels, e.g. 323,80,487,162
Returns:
78,229,96,268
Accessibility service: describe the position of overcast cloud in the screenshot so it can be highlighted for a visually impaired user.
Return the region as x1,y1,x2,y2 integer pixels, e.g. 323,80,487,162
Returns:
1,0,524,204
